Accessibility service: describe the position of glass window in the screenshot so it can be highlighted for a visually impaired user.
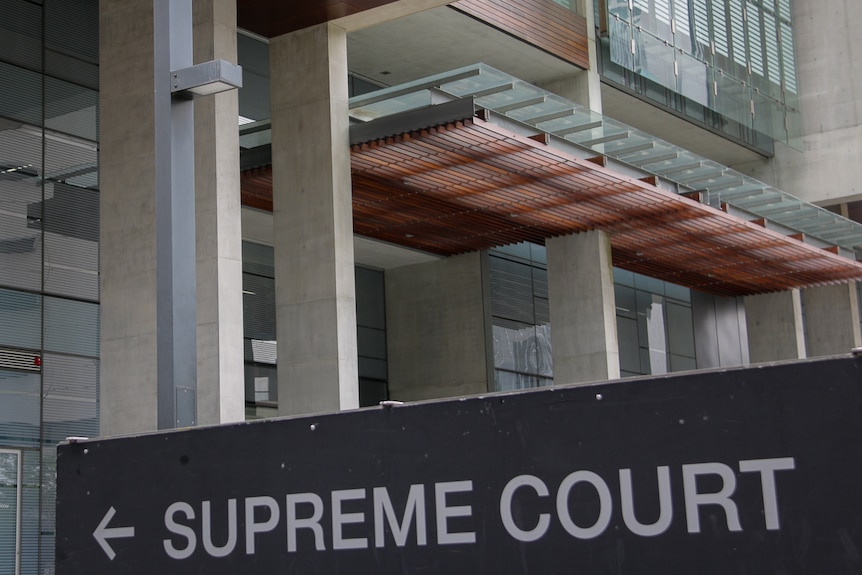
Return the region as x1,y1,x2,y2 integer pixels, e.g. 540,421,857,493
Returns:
0,1,42,71
355,266,388,406
617,271,696,377
0,127,43,293
356,266,386,330
359,378,388,406
41,354,99,445
42,181,99,301
242,272,276,342
0,370,40,448
0,289,41,351
45,0,98,65
242,242,278,417
18,449,39,575
490,249,553,390
45,77,98,142
0,449,20,575
244,363,277,404
0,62,42,127
43,296,99,357
237,31,271,123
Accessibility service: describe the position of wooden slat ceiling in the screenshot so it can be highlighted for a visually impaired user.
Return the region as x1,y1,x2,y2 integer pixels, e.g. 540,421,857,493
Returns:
451,0,590,69
241,114,862,296
237,0,401,38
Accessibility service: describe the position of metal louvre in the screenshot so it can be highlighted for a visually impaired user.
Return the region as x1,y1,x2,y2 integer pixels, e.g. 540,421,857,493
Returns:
0,348,40,372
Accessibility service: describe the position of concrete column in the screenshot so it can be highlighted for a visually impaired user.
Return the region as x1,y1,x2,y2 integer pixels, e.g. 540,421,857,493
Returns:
803,282,862,357
193,0,245,424
547,230,620,384
100,0,244,435
745,289,806,363
100,0,159,435
386,253,490,401
270,23,359,416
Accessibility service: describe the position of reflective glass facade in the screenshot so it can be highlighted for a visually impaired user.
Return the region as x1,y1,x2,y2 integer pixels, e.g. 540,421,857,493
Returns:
489,243,698,389
0,2,100,573
599,0,801,150
489,244,553,391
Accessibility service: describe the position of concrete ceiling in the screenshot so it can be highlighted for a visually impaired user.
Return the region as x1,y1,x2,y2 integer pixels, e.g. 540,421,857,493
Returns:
347,6,580,88
241,207,440,270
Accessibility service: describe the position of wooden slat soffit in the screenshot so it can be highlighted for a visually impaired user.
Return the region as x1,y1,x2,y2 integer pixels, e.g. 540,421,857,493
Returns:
451,0,590,69
346,117,862,295
238,0,402,38
241,111,862,296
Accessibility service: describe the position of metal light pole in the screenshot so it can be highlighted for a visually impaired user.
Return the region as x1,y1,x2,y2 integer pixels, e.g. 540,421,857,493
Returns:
153,0,241,429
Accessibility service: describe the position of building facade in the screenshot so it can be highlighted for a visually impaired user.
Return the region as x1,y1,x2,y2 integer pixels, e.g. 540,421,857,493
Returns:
1,0,861,572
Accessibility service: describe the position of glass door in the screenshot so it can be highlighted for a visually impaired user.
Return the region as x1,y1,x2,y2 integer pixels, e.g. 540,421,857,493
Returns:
0,449,21,575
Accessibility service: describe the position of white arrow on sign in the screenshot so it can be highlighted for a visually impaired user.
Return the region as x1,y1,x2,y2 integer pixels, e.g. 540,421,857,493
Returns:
93,506,135,560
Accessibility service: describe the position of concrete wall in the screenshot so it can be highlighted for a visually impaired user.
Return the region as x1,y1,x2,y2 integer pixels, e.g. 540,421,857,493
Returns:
803,282,862,357
745,289,806,363
734,1,862,205
385,252,490,401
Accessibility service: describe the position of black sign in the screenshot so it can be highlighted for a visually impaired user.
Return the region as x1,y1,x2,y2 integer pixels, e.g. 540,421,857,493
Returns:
57,355,862,574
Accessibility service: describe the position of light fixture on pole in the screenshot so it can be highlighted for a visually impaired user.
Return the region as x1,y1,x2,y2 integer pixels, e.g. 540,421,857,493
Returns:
171,59,243,98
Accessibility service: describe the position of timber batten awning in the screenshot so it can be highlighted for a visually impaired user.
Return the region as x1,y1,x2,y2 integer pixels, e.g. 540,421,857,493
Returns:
240,111,862,296
346,114,862,296
239,64,862,297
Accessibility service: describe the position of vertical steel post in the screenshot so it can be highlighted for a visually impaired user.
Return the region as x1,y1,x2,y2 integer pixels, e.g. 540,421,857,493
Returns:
154,0,197,428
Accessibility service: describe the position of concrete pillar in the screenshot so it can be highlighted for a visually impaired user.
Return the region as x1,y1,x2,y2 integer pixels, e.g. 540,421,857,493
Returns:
803,282,862,357
193,0,245,425
547,230,620,384
385,253,490,401
100,0,244,435
100,0,160,435
270,23,359,416
745,289,806,363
